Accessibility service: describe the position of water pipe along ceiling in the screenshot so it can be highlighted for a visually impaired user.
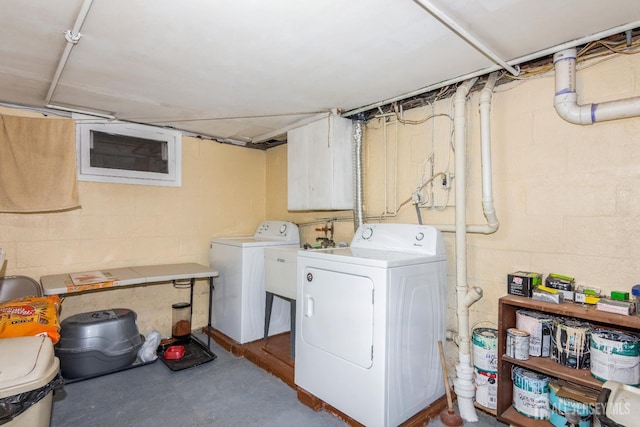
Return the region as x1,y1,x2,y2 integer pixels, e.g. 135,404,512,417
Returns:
1,0,639,148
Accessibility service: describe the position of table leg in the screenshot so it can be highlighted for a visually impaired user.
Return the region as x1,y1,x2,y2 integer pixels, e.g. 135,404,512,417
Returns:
207,276,214,350
290,299,296,359
264,291,274,343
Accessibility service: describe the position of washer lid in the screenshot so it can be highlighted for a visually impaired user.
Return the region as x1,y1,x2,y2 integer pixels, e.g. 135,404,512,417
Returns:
211,236,301,248
0,336,59,398
210,220,300,247
297,247,444,268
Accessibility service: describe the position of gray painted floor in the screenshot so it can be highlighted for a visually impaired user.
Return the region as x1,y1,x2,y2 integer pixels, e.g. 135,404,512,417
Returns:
50,334,504,426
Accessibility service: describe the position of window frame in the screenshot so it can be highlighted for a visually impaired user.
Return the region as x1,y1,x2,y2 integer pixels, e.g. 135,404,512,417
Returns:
75,121,182,187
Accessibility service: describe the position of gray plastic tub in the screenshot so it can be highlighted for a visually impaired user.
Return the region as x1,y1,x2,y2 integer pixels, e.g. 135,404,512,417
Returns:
0,275,43,302
56,308,143,379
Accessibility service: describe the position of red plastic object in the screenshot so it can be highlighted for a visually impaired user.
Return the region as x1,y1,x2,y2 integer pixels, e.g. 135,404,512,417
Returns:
164,345,185,360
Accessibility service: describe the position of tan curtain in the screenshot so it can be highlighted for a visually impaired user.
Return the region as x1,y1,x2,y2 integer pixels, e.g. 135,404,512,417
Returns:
0,114,80,212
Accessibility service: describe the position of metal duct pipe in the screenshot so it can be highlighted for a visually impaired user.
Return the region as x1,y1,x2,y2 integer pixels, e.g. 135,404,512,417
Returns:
554,48,640,124
352,119,365,231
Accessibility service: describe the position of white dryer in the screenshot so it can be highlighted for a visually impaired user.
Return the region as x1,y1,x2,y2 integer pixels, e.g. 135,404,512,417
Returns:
210,221,299,344
295,223,447,427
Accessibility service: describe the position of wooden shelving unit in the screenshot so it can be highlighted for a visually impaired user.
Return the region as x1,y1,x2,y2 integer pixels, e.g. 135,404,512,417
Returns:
497,295,640,426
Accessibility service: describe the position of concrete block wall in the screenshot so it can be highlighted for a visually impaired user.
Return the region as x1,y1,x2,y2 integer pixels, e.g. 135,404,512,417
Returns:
0,106,266,337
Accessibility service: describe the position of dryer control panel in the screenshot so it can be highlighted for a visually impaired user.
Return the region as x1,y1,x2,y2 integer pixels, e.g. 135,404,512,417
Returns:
351,223,443,255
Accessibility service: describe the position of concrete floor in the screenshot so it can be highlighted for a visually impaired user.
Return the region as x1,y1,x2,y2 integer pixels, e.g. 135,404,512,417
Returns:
50,334,505,427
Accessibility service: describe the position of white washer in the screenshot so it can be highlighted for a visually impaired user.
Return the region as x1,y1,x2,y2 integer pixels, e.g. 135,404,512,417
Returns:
210,221,299,344
295,223,447,427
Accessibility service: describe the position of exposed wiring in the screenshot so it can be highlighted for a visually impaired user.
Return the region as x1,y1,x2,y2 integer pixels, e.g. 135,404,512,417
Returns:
391,101,453,125
505,32,640,81
394,172,446,212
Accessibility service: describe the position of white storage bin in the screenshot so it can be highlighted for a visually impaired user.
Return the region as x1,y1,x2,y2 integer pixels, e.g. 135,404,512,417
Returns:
0,336,60,427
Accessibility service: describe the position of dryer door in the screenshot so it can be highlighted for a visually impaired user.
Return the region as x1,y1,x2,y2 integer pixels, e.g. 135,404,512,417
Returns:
300,267,374,368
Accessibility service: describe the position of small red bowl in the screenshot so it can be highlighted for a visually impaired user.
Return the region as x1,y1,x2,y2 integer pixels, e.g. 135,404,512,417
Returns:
164,345,185,360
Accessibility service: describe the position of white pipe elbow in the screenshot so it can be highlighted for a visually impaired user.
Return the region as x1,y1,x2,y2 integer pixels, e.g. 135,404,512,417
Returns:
481,200,500,230
455,78,478,105
553,47,640,125
554,93,594,125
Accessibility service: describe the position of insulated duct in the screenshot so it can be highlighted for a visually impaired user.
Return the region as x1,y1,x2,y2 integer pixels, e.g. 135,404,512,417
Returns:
554,48,640,124
352,119,365,231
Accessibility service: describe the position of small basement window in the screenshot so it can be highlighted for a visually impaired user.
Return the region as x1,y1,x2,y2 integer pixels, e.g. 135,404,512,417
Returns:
76,122,182,187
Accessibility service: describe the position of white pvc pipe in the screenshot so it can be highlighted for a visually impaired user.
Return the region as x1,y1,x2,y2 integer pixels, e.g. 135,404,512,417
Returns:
436,73,500,234
554,48,640,125
452,77,480,423
478,72,500,233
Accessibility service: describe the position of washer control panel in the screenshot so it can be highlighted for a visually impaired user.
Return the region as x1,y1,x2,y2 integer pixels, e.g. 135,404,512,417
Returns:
254,221,299,242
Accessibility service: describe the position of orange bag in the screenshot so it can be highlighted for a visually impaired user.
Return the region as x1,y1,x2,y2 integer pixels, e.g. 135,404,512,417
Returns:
0,295,61,344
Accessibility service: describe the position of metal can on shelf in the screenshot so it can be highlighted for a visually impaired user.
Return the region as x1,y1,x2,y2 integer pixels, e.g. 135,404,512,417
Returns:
506,328,530,360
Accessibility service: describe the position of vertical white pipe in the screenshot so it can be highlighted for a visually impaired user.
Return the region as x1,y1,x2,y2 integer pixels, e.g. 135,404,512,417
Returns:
452,77,480,422
434,74,500,235
478,72,500,232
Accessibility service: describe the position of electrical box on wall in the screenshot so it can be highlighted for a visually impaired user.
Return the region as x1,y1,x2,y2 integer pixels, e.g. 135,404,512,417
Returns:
287,115,353,211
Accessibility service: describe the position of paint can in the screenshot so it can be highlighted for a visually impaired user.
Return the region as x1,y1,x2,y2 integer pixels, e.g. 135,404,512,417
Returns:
506,328,530,360
512,366,550,420
549,382,592,427
474,367,497,410
590,329,640,385
516,309,553,357
552,318,591,369
472,327,498,372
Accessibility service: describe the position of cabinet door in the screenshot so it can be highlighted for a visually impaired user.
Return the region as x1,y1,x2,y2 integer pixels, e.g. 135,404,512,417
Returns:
287,115,353,210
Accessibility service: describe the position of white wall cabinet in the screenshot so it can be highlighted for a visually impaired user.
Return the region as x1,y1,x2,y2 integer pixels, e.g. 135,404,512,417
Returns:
287,115,353,211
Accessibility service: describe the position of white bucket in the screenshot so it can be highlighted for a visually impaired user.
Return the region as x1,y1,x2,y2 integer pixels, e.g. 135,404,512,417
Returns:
552,318,591,369
472,327,498,372
474,367,497,410
512,366,550,420
590,329,640,385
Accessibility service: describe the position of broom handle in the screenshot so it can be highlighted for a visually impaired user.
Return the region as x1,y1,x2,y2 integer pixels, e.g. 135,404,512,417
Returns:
438,340,454,411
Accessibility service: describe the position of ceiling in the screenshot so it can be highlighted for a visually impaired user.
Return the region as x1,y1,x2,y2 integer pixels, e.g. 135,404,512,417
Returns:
2,0,640,148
